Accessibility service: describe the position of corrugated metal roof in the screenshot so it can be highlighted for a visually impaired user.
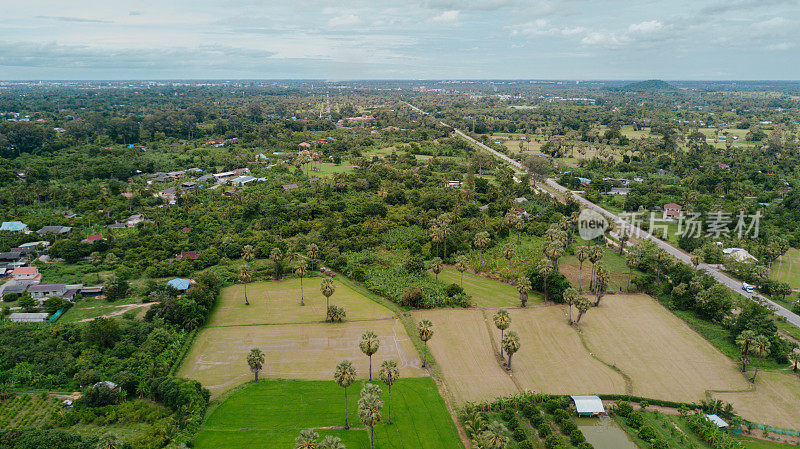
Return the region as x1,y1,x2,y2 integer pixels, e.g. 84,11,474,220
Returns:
571,395,605,414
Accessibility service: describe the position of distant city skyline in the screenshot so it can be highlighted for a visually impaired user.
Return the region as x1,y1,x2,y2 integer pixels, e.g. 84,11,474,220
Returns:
2,0,798,80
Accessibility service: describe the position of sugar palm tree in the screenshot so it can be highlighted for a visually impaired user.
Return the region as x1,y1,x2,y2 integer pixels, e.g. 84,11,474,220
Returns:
455,255,468,288
90,251,102,282
474,231,491,272
736,330,757,372
430,225,443,258
307,243,319,271
493,310,511,360
359,384,383,449
242,244,255,265
576,246,588,292
239,266,252,306
333,360,356,429
431,257,443,280
320,278,335,320
588,246,603,290
295,429,320,449
359,330,380,380
516,276,532,308
789,351,800,373
593,264,609,307
418,319,434,368
247,348,265,382
538,258,552,303
379,360,399,424
502,243,515,277
626,253,638,293
295,260,308,306
271,247,283,279
514,218,525,245
318,436,345,449
543,240,565,272
563,287,578,324
501,331,520,370
750,335,770,382
575,296,591,323
482,421,510,449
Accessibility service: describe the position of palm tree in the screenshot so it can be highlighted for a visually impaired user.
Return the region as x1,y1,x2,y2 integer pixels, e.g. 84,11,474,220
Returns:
430,226,443,258
588,246,603,290
358,384,383,449
516,277,532,308
618,229,630,255
575,296,591,323
474,231,491,272
455,255,468,288
307,243,319,271
736,330,757,372
502,243,515,276
593,264,609,307
247,348,265,382
690,253,701,271
543,240,565,271
359,330,380,380
749,335,770,382
576,246,588,292
626,253,638,293
431,257,443,280
789,351,800,372
482,421,510,449
537,259,552,303
295,429,320,449
295,260,308,306
90,251,102,282
655,249,668,281
501,331,520,370
242,244,255,265
514,218,525,245
333,360,356,429
379,360,400,424
563,287,578,324
493,310,511,360
318,436,345,449
320,278,335,320
270,247,284,279
418,319,434,368
239,266,252,306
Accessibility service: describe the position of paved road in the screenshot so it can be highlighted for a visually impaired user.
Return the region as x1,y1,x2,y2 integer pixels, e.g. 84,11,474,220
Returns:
403,101,800,328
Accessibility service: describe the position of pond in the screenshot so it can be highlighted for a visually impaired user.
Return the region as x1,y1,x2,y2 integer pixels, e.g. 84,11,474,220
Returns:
575,416,640,449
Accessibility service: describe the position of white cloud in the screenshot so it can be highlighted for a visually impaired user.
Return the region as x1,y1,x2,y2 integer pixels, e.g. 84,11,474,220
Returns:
627,20,663,34
328,14,359,27
509,19,584,37
432,10,459,23
766,41,794,50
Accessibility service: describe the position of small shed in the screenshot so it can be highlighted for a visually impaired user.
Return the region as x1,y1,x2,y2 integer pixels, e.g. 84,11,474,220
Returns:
167,278,194,292
570,395,605,416
705,414,728,428
7,312,50,323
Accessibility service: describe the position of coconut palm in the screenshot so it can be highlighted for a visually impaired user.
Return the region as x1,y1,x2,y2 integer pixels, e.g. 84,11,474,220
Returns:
736,330,757,372
493,310,511,359
295,260,308,306
543,240,565,271
359,330,380,380
418,319,434,368
537,258,553,303
474,231,491,272
576,246,588,292
563,287,578,324
295,429,320,449
575,296,591,323
749,335,770,382
271,247,283,279
320,278,335,319
239,266,252,306
246,348,265,382
379,360,400,424
318,436,345,449
358,384,383,449
455,255,468,288
626,253,638,293
593,264,609,307
482,421,510,449
501,331,520,370
516,276,532,308
789,351,800,373
588,246,603,290
307,243,319,271
431,257,443,280
334,360,356,429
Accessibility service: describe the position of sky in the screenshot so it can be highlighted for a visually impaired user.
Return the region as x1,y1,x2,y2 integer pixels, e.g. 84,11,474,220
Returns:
1,0,798,80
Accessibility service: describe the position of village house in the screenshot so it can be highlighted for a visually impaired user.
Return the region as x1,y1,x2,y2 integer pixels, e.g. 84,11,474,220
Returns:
663,203,683,219
37,225,72,235
608,187,631,195
175,251,198,261
1,221,29,233
11,266,40,282
82,234,104,243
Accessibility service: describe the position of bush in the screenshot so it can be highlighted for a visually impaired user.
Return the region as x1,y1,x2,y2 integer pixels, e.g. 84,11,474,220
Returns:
530,414,544,426
404,256,424,273
3,292,19,302
522,404,538,419
500,407,515,421
570,429,586,445
560,419,577,434
616,401,634,417
83,383,123,407
445,283,464,297
399,286,424,308
518,441,534,449
544,434,564,449
506,415,520,431
638,425,657,441
553,408,570,423
326,305,346,322
577,442,594,449
544,399,561,414
651,439,669,449
537,422,551,438
627,412,644,429
512,427,527,442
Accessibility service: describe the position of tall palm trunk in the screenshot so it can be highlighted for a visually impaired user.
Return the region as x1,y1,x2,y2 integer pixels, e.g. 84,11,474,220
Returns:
578,261,583,292
369,426,374,449
627,268,632,293
544,277,549,303
479,250,484,271
460,272,464,288
422,341,428,368
244,283,249,305
507,353,513,370
344,387,349,429
589,263,596,290
369,356,373,381
300,277,304,306
751,358,761,382
499,329,505,359
386,385,392,424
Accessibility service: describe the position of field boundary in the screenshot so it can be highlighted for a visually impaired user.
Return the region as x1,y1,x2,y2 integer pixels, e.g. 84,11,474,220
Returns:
574,323,633,394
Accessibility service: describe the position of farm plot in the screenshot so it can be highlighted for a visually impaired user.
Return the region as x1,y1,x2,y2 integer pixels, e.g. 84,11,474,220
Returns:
412,309,518,403
438,267,541,308
713,372,800,430
771,248,800,289
487,307,627,396
208,279,392,326
580,294,750,402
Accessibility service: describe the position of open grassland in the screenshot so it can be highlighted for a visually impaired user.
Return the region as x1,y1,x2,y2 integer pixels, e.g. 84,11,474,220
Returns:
772,248,800,289
489,306,627,395
195,377,463,449
179,279,421,397
411,309,518,403
714,372,800,430
209,278,393,326
581,294,750,402
60,296,147,323
438,267,542,308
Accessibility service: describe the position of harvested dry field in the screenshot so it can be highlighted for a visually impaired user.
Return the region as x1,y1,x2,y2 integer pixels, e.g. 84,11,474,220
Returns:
580,294,750,402
714,372,800,429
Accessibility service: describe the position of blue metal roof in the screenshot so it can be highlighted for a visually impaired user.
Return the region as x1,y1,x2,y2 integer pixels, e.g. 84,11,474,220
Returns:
167,278,193,291
0,221,27,232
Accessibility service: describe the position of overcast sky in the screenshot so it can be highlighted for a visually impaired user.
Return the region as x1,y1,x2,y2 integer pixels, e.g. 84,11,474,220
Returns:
2,0,798,80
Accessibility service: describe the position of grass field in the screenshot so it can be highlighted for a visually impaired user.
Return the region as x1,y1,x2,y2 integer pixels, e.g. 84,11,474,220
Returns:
438,268,542,308
714,371,800,430
194,377,463,449
581,294,750,402
771,248,800,289
178,279,423,396
59,296,146,323
411,309,518,403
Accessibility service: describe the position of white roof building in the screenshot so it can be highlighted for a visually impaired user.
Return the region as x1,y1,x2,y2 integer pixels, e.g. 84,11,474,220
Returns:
722,248,757,263
705,414,728,428
571,395,605,416
7,312,49,323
